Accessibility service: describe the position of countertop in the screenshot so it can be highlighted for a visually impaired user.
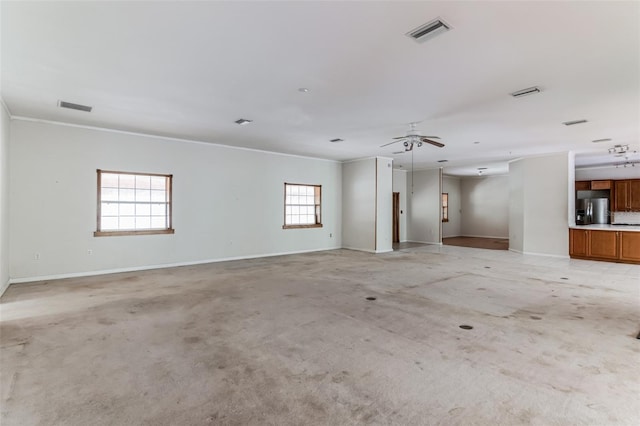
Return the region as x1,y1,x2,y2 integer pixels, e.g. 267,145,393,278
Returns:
570,224,640,232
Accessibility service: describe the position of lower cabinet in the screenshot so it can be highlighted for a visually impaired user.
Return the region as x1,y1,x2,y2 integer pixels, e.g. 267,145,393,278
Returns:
569,229,640,264
620,232,640,262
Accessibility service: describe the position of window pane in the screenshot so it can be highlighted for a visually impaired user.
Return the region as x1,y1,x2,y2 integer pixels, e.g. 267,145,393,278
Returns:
101,173,119,188
150,176,166,190
291,206,299,215
135,189,151,202
101,217,118,230
150,190,166,202
136,203,151,216
285,185,291,195
136,175,151,189
120,189,135,202
291,186,298,195
285,206,291,215
102,202,118,216
151,216,166,229
101,188,119,202
119,216,135,230
151,203,166,216
291,216,300,225
136,216,151,229
119,175,135,189
120,203,135,216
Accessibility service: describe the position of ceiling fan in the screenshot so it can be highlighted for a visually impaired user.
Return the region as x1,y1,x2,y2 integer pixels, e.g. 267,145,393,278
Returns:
380,122,445,151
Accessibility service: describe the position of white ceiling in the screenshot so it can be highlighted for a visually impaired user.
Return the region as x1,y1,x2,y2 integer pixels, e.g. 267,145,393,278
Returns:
2,1,639,176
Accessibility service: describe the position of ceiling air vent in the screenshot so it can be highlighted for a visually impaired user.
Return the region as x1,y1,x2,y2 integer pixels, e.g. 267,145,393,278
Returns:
58,100,92,112
329,138,343,143
406,18,451,43
592,138,612,143
510,86,541,98
437,160,448,163
563,119,588,126
234,118,253,125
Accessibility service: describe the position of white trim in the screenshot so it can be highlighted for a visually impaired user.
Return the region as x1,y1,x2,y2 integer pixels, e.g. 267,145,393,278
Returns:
407,240,442,245
341,246,377,253
10,116,340,164
375,249,393,254
0,279,9,298
509,248,569,259
0,97,12,117
341,156,378,164
8,247,341,285
457,234,509,239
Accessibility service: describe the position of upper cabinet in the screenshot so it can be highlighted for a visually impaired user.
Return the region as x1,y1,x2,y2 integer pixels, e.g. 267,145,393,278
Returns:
575,181,591,191
614,179,640,211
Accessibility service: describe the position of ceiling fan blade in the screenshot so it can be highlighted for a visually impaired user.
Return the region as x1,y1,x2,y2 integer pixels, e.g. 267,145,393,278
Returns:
421,138,445,148
416,135,440,139
392,136,410,140
380,140,403,147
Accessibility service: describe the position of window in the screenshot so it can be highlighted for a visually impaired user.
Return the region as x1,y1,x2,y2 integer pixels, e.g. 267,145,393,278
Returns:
95,170,174,236
442,193,449,222
283,183,322,229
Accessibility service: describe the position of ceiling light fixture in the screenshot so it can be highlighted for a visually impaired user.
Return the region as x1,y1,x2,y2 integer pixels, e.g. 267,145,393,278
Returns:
329,138,343,143
234,119,253,125
608,144,629,154
563,119,588,126
406,17,452,43
510,86,541,98
58,100,92,112
592,138,612,143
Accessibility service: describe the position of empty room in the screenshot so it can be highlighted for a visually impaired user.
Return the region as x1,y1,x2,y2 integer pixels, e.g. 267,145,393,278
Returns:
1,1,639,425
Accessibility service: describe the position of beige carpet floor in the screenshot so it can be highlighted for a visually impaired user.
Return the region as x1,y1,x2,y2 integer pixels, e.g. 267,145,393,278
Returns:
1,246,639,425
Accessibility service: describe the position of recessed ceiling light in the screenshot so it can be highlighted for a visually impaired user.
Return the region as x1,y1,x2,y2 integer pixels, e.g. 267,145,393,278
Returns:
234,119,253,125
510,86,541,98
437,160,448,163
298,88,310,93
329,138,343,143
58,100,92,112
592,138,612,143
563,119,588,126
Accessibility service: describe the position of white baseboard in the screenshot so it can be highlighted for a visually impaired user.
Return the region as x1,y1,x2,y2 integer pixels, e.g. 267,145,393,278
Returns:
0,278,9,298
375,249,394,254
457,234,509,239
342,246,377,253
8,246,342,285
407,240,442,245
509,248,569,259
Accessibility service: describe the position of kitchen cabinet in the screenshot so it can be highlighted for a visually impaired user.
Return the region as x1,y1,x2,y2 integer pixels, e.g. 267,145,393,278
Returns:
569,228,588,256
575,181,590,191
619,232,640,262
614,179,640,211
590,180,612,190
589,230,618,260
569,228,639,264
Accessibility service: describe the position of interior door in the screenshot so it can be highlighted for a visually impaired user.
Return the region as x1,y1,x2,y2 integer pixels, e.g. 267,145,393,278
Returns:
393,192,400,243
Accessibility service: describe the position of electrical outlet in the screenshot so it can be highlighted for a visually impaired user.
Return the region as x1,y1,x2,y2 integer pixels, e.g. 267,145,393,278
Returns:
330,233,333,238
87,249,93,255
34,253,40,261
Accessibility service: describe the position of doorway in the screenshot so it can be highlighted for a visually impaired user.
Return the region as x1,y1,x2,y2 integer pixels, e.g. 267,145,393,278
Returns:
393,192,400,243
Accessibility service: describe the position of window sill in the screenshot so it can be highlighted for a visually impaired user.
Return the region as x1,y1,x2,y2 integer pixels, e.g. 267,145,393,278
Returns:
94,229,175,237
282,224,323,230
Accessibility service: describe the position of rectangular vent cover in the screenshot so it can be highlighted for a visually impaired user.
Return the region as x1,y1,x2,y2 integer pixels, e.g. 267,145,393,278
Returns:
563,119,588,126
510,87,541,98
58,100,92,112
407,18,451,43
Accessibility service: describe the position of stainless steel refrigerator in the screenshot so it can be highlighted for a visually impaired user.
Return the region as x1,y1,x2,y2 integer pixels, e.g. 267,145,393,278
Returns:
576,198,609,224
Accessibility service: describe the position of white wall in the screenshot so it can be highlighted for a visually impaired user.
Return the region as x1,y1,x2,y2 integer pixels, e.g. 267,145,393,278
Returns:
575,166,640,180
509,160,525,253
375,158,393,253
442,176,461,238
0,104,10,295
342,158,376,252
460,175,509,238
509,153,570,257
10,119,342,281
392,170,407,242
407,168,441,244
